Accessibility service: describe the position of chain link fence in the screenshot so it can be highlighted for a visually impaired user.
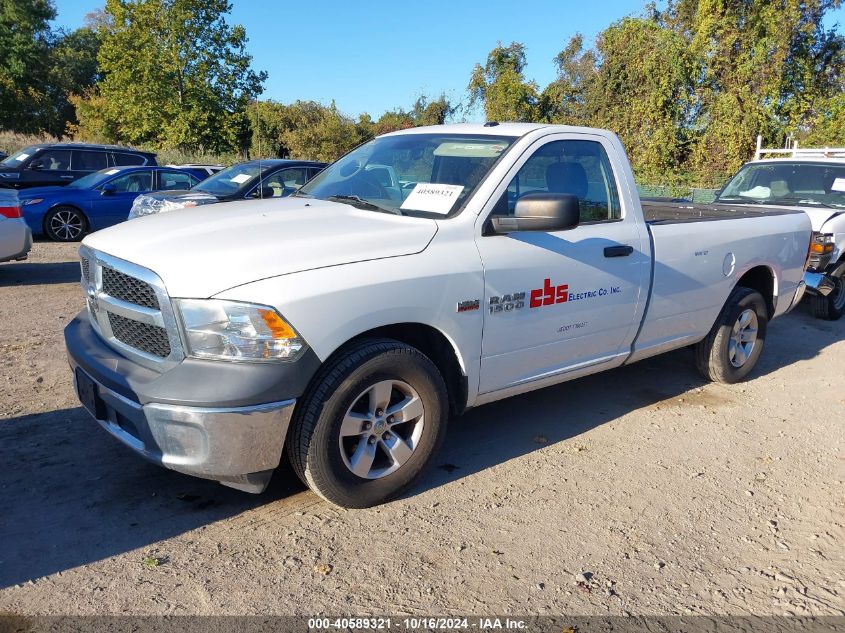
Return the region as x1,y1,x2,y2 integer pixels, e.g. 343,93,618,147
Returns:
637,184,719,203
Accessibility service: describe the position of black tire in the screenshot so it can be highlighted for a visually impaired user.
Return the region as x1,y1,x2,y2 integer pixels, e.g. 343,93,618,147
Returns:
695,287,768,384
810,272,845,321
287,338,449,508
44,206,88,242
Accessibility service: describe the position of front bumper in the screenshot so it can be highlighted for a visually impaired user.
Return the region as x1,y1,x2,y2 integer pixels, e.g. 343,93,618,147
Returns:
804,271,836,297
71,367,294,492
65,310,318,493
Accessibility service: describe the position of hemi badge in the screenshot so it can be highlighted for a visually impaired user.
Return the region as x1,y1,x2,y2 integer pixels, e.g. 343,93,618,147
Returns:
457,299,480,313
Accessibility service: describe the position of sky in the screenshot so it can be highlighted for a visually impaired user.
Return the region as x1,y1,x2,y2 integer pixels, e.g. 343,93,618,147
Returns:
51,0,845,121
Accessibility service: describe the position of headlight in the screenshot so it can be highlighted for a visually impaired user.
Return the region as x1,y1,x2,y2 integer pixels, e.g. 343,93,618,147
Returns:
21,198,43,205
175,299,306,362
808,232,835,270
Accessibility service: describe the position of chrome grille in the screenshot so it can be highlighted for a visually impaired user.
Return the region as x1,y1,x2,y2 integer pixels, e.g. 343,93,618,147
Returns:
78,247,183,370
108,313,171,358
102,266,159,309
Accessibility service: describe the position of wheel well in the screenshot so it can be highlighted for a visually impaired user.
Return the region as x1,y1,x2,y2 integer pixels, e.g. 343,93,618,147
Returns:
736,266,775,317
42,204,89,233
350,323,468,416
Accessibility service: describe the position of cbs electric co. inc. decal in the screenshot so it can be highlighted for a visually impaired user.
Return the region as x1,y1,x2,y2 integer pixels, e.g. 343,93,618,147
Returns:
488,278,622,314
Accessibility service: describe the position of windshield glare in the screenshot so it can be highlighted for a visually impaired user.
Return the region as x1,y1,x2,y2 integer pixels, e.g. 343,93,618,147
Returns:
718,162,845,208
1,147,37,168
194,163,261,196
299,133,515,216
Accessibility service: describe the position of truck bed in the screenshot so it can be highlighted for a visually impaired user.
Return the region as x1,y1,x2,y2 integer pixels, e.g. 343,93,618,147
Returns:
642,200,804,225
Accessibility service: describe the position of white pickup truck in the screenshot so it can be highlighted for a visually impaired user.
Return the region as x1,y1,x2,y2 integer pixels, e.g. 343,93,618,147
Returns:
714,144,845,319
65,123,811,508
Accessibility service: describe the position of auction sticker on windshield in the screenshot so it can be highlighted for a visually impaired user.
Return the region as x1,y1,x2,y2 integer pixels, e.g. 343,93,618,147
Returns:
400,183,464,215
832,177,845,192
230,174,251,184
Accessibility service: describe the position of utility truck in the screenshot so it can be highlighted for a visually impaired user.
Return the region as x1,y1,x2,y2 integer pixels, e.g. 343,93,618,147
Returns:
713,138,845,319
65,123,811,508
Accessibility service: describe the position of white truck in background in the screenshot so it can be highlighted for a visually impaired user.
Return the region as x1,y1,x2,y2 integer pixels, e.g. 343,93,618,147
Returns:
65,123,811,508
714,140,845,319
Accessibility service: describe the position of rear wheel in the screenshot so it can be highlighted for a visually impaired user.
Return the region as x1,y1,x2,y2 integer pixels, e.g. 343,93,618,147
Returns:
287,338,448,508
810,271,845,320
44,206,87,242
695,287,768,384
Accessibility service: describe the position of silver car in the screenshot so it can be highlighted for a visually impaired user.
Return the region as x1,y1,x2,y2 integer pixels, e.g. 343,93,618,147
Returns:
0,189,32,263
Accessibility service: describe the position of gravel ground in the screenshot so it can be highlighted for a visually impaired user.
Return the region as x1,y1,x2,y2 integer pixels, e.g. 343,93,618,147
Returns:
0,242,842,617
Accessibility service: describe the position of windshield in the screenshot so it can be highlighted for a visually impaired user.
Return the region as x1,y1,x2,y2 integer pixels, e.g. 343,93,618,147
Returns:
0,147,38,168
298,133,516,217
68,168,122,189
194,163,262,196
718,162,845,209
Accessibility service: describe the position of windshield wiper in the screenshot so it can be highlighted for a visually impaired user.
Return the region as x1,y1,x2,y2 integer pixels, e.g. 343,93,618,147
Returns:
716,197,765,204
771,196,843,209
326,195,402,215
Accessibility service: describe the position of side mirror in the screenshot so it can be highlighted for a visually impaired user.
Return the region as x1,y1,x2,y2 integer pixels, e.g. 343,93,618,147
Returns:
490,193,580,234
29,159,44,170
100,184,116,196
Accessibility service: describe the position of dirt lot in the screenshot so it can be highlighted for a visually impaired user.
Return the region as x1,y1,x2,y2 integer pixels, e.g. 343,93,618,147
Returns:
0,242,842,617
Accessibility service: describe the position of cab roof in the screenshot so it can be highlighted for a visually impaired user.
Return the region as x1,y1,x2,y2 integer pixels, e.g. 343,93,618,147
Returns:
383,122,615,139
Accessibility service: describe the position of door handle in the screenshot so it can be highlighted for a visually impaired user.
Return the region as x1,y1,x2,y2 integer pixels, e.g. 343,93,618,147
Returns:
60,175,74,179
604,244,634,258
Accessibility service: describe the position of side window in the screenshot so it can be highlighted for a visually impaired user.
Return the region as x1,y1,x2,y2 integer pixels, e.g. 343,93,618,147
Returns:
112,152,146,166
107,171,153,193
159,170,195,191
33,150,72,171
73,150,108,171
263,168,307,197
308,167,323,180
495,140,621,223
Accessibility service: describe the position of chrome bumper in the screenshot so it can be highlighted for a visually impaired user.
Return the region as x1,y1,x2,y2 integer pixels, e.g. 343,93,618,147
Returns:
804,271,836,297
73,368,295,493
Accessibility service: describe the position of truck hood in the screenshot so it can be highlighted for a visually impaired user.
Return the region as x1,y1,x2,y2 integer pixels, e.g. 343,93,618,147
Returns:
83,197,438,297
796,206,845,232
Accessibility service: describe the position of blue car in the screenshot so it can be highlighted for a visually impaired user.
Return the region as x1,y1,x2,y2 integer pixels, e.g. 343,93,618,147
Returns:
19,166,200,241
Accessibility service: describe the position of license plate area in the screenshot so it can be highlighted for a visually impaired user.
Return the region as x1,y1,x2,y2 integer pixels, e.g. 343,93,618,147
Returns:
76,368,107,420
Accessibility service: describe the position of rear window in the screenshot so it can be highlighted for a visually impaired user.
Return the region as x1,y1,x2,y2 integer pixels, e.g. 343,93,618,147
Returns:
73,151,108,171
112,152,146,166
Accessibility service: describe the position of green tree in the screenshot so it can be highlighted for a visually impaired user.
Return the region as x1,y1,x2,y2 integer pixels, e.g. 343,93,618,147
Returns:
588,18,696,182
80,0,266,154
45,25,102,136
0,0,55,133
541,34,597,125
664,0,844,180
468,42,540,121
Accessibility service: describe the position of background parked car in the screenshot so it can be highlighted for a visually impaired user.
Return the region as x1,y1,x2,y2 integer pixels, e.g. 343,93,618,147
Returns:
0,189,32,262
129,159,326,218
19,165,199,242
0,151,7,161
0,143,157,190
165,163,224,181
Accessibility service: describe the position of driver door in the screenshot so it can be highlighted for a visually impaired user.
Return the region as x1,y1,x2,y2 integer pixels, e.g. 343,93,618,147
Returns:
91,170,154,229
475,134,649,395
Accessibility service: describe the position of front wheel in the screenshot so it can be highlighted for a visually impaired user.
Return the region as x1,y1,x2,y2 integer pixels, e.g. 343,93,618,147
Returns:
287,338,449,508
44,206,88,242
811,271,845,320
695,287,768,384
